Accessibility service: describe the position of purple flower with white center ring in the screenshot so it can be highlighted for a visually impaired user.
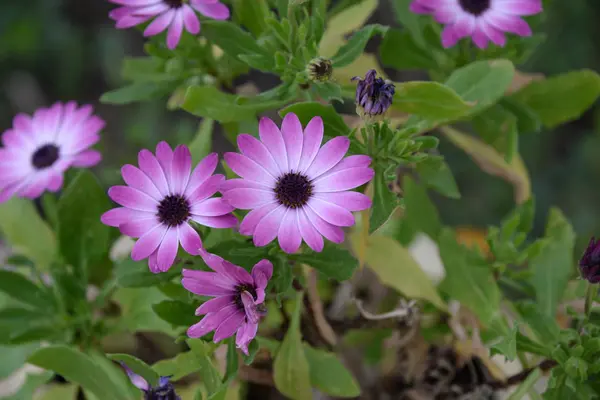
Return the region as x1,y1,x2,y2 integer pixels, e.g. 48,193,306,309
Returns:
410,0,543,49
352,70,395,118
182,250,272,354
108,0,230,50
120,362,181,400
0,102,104,202
221,113,374,254
101,142,237,273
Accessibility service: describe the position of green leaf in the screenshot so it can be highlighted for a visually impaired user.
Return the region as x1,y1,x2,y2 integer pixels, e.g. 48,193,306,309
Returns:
121,57,165,82
380,29,438,70
0,343,39,379
27,346,128,400
0,271,54,310
207,239,271,271
0,197,55,268
273,292,312,400
0,307,58,344
304,345,360,397
2,371,53,400
189,118,214,165
403,176,442,240
279,102,350,137
233,0,270,36
394,81,472,120
107,353,159,387
516,331,552,357
390,0,426,46
490,323,518,361
311,82,343,103
529,208,575,318
438,229,500,325
113,287,176,335
100,82,165,105
187,339,223,395
500,97,542,134
508,368,541,400
57,170,111,271
512,70,600,128
290,243,358,281
153,351,201,381
515,302,560,345
243,339,260,365
332,24,388,68
416,157,460,199
472,103,519,161
115,258,180,288
182,85,289,123
200,21,271,67
369,168,398,234
152,300,198,327
225,338,239,382
351,233,446,310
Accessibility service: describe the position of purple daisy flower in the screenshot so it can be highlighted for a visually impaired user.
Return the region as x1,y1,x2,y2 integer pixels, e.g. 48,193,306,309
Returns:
0,102,104,202
221,113,374,254
108,0,230,50
101,142,237,273
120,362,181,400
580,237,600,284
410,0,543,49
182,250,272,354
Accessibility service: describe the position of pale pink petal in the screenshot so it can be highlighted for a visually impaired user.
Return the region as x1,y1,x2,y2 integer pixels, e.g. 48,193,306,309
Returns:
304,207,345,244
131,225,168,261
195,296,236,316
224,153,276,186
48,173,64,192
178,223,203,255
116,14,153,29
144,10,175,37
213,310,245,342
156,227,179,272
22,173,52,199
497,0,542,15
129,2,169,16
308,198,355,227
481,21,506,46
313,168,374,193
220,178,270,192
148,250,160,273
182,5,200,34
314,192,372,212
108,186,159,212
2,130,30,148
472,24,489,49
237,134,280,177
251,260,273,303
138,149,169,196
305,137,350,179
120,218,160,238
278,209,302,254
298,117,324,173
191,214,238,228
298,209,324,252
325,155,371,176
236,322,258,355
253,205,286,247
441,25,460,48
281,113,303,172
71,150,102,167
454,14,476,38
121,164,162,200
486,13,532,36
187,174,224,204
171,145,192,195
239,202,280,236
182,270,236,296
198,250,253,285
258,117,287,173
185,153,218,196
101,207,153,227
222,188,275,209
190,197,234,216
155,142,174,191
240,291,260,324
110,0,160,6
166,10,184,49
187,304,238,338
192,2,230,20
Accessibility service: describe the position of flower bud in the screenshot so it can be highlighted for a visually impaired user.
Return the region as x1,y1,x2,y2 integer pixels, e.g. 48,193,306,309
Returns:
307,57,333,83
579,237,600,283
352,70,395,119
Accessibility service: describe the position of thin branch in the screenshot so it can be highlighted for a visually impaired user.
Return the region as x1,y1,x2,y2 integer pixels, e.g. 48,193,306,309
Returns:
305,268,338,347
490,359,557,389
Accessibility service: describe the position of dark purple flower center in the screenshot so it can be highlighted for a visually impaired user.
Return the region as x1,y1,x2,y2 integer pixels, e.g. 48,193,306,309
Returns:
157,194,190,227
31,144,59,170
163,0,184,8
274,172,313,209
459,0,490,16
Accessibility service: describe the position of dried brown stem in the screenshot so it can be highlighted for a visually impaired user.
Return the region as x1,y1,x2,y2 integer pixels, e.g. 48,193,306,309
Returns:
305,268,338,347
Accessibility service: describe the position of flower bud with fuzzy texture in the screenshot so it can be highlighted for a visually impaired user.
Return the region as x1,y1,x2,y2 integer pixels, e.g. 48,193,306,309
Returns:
307,57,333,83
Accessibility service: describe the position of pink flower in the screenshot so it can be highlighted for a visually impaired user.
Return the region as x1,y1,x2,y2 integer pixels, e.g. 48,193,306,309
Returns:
182,250,272,354
0,102,103,202
108,0,230,50
221,113,374,254
410,0,542,49
101,142,237,273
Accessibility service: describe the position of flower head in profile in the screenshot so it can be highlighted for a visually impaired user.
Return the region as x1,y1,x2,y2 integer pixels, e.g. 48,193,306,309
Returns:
182,250,272,354
101,142,237,273
352,70,395,119
580,237,600,284
0,102,103,202
221,114,374,254
410,0,542,49
120,362,181,400
108,0,230,50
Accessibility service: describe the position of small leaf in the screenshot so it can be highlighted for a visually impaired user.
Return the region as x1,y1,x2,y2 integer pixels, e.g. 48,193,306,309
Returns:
394,81,472,120
200,21,270,63
512,69,600,128
279,102,350,137
153,351,201,381
187,339,223,395
273,292,312,400
290,243,358,281
243,339,260,365
304,345,360,397
380,29,438,70
416,157,460,199
350,234,447,310
189,119,214,165
28,346,128,400
390,0,427,46
507,368,541,400
224,337,239,382
107,353,159,388
403,176,442,240
332,24,388,68
369,169,398,233
207,239,271,271
490,323,518,361
0,271,54,310
115,258,179,288
233,0,270,36
152,300,198,327
100,83,165,105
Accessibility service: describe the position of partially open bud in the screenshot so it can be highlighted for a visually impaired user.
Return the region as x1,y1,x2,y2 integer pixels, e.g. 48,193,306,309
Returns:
120,362,181,400
580,237,600,283
307,57,333,83
352,70,395,119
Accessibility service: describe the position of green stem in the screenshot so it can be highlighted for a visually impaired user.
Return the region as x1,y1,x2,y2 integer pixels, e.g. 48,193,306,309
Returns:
365,123,376,156
583,283,597,326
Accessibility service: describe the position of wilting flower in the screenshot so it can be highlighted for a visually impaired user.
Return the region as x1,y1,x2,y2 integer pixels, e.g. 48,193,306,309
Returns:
580,237,600,284
307,57,333,83
0,102,103,202
221,114,374,253
101,142,236,273
410,0,542,49
182,250,272,354
108,0,230,50
352,70,395,118
120,363,181,400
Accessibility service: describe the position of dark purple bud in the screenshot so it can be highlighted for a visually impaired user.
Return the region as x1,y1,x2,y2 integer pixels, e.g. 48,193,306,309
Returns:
579,237,600,284
120,363,181,400
352,70,395,118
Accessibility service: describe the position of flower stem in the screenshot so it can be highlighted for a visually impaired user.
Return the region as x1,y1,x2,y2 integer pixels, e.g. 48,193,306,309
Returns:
582,282,597,328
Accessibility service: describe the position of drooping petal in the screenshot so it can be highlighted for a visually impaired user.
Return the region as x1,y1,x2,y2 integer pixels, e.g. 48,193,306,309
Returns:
195,296,236,315
236,321,258,355
251,259,273,302
240,291,260,324
213,310,245,342
182,270,237,296
120,362,150,391
198,250,253,285
187,304,238,338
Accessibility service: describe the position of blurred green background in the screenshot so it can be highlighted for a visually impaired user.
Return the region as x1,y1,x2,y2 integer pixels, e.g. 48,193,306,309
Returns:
1,0,599,250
